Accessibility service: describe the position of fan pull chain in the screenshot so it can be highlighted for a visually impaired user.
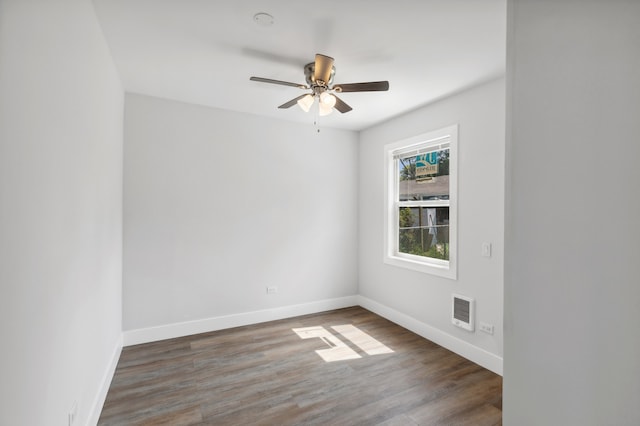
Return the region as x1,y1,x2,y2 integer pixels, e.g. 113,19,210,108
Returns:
314,96,321,133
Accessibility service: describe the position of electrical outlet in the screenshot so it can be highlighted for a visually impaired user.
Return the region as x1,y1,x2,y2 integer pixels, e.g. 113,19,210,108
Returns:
479,322,494,335
68,401,77,426
266,286,278,294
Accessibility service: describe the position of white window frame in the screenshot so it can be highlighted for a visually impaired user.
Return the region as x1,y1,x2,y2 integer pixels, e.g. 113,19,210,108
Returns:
383,125,458,279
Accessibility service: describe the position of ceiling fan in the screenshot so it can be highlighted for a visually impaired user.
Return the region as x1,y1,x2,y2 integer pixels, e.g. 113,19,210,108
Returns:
250,53,389,116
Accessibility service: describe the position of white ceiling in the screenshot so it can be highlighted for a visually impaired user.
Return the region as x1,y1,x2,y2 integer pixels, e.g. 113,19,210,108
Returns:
94,0,506,131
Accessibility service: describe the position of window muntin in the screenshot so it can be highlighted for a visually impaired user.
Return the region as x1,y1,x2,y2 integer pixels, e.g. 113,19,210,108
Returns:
384,126,457,279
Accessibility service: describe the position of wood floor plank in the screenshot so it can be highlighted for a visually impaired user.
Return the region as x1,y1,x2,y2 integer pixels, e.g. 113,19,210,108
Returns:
406,368,503,425
98,307,502,425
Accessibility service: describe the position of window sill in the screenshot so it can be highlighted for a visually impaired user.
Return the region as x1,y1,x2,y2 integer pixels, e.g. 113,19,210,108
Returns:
384,254,457,280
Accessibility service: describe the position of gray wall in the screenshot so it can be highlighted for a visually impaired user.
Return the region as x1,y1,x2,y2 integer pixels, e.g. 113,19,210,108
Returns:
504,1,640,424
123,94,359,331
359,78,506,371
0,0,124,424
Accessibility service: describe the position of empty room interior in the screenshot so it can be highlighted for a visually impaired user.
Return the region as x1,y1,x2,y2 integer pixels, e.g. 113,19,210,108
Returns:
1,1,639,425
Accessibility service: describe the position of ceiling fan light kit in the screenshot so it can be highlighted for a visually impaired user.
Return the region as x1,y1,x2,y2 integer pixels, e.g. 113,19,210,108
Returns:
250,53,389,118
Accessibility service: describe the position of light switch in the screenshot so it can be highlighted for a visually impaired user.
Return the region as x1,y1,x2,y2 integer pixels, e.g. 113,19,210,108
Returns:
481,242,492,258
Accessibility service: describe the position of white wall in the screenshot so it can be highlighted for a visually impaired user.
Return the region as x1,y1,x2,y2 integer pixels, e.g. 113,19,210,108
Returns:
0,1,123,425
358,78,505,372
504,1,640,424
123,94,359,333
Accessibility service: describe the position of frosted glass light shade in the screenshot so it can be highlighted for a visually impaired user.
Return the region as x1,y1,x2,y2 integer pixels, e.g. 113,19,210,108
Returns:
319,101,333,116
297,94,314,112
319,92,336,108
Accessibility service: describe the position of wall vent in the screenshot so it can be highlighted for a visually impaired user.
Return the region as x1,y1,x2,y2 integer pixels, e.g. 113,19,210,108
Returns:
452,293,474,331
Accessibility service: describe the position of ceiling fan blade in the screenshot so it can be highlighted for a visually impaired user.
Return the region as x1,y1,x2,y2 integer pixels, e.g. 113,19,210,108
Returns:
278,94,309,109
314,54,334,83
250,76,307,89
333,81,389,92
333,95,352,114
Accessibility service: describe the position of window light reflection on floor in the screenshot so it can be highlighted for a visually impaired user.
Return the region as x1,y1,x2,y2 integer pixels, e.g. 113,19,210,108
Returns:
292,324,394,362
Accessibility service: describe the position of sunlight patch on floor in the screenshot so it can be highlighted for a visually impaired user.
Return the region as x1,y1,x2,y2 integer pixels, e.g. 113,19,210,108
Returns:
292,324,394,362
293,326,361,362
331,324,394,356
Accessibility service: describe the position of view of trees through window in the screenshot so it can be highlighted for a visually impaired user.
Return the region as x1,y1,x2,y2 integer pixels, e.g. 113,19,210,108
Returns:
397,148,450,260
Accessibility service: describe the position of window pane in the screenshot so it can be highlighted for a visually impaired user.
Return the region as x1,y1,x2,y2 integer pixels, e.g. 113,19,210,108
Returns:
398,206,450,260
398,148,450,201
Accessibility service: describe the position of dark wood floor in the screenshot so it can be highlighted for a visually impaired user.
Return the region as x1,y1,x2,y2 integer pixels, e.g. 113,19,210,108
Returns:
99,307,502,425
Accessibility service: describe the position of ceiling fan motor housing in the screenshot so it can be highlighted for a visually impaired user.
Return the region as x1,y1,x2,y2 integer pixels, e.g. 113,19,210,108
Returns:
304,62,335,88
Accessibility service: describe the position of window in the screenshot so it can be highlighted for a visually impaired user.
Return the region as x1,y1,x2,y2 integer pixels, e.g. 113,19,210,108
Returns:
384,125,457,279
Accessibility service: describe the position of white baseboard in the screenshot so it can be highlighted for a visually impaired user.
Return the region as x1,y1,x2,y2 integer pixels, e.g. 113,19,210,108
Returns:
120,294,501,375
123,295,359,346
87,334,123,426
357,295,503,375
